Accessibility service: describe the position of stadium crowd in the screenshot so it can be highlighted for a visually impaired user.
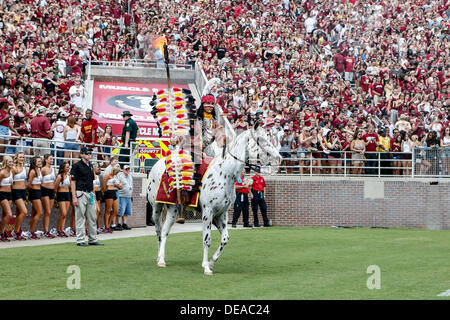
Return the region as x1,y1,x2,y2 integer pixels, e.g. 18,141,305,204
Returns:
0,0,449,242
0,0,449,178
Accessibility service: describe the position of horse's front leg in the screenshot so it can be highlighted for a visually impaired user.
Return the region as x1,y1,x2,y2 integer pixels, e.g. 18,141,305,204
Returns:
157,205,177,267
201,208,214,275
209,212,230,271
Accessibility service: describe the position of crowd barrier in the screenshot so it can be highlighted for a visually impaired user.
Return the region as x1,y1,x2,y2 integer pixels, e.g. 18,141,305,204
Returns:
0,135,141,172
0,135,448,178
258,148,450,178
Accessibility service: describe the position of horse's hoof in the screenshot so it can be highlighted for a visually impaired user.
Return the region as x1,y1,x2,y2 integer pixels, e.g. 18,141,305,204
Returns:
204,270,213,276
157,263,166,268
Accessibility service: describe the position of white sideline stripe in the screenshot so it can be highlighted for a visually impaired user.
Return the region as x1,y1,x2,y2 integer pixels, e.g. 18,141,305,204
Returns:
437,289,450,297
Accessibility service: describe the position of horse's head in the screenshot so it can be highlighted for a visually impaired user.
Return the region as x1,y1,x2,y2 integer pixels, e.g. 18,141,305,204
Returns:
248,122,282,173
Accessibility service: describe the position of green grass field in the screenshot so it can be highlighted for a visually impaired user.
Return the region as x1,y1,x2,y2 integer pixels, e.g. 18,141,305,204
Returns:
1,226,449,300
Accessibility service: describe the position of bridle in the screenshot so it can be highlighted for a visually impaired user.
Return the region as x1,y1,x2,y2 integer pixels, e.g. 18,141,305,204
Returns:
227,129,271,169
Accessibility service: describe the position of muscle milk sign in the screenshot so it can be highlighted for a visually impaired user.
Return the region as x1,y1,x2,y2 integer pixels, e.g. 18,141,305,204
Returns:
92,81,189,138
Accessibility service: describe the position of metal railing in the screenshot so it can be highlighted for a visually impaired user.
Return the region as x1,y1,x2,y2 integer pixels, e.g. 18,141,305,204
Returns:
254,148,450,178
89,59,194,70
1,135,448,178
0,135,142,173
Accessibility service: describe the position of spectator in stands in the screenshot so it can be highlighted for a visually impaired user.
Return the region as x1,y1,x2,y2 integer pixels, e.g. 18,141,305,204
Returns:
401,133,415,176
440,127,450,176
377,129,391,175
52,111,68,165
64,116,81,165
116,165,133,231
325,130,342,175
98,124,115,163
391,133,404,176
0,98,11,159
279,127,295,174
68,78,87,111
80,109,98,148
363,125,379,175
30,106,52,158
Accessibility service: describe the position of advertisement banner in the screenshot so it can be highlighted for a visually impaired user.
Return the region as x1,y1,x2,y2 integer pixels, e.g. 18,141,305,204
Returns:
92,81,190,138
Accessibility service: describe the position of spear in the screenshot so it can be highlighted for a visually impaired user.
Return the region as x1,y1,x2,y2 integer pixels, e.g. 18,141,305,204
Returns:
162,42,182,211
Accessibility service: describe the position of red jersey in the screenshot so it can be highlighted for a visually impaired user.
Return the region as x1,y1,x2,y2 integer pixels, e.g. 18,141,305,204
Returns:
235,177,249,194
30,115,51,139
0,109,9,127
363,133,379,152
251,175,266,192
81,118,98,144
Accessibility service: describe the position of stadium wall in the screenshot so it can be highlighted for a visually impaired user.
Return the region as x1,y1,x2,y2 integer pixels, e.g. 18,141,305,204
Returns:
229,176,450,230
12,175,449,232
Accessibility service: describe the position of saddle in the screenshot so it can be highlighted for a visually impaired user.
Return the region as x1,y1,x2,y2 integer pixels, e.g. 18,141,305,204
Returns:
155,157,213,208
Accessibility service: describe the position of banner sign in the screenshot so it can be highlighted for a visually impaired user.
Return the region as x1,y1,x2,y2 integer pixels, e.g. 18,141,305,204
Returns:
92,81,190,138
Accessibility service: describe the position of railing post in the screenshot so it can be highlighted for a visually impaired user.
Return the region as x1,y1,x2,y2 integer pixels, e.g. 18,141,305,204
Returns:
411,147,415,178
378,152,381,178
309,154,313,176
344,152,347,177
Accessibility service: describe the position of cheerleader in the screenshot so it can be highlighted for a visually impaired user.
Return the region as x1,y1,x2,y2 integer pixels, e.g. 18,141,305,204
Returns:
54,161,71,237
0,156,14,242
41,154,56,238
27,156,43,240
102,164,122,233
11,152,28,240
93,162,103,233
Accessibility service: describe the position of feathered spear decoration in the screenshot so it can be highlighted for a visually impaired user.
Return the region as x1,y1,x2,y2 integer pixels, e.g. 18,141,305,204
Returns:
149,37,197,203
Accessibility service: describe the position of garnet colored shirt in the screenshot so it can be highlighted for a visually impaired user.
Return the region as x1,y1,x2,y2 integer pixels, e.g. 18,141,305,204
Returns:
81,118,98,144
0,109,9,127
363,133,379,152
30,115,51,139
251,175,266,192
235,176,249,194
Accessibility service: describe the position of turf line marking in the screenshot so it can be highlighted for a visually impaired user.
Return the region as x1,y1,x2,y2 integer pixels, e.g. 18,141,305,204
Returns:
437,289,450,297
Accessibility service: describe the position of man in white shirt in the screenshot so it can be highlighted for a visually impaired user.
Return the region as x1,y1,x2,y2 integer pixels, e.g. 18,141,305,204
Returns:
116,165,133,230
52,111,68,165
304,15,317,34
69,78,87,110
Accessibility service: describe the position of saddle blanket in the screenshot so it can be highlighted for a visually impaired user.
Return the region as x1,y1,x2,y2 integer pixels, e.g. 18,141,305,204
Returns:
155,157,213,207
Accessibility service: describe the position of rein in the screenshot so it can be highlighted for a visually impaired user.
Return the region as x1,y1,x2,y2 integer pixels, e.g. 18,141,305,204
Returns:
227,130,268,169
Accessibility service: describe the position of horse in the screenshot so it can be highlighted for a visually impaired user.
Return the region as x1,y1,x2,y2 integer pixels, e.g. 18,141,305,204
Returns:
147,123,281,275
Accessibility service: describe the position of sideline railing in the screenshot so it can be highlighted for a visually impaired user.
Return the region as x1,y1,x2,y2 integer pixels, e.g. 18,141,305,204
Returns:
250,148,450,178
0,135,142,172
0,135,448,178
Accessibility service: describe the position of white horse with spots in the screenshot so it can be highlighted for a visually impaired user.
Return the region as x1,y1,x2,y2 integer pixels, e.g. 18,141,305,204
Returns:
147,123,281,275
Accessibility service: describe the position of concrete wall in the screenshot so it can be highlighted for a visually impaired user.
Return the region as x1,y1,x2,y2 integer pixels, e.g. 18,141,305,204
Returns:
90,66,195,84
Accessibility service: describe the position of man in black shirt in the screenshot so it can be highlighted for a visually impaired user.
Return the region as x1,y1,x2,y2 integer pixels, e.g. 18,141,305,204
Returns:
119,111,139,168
71,147,104,246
